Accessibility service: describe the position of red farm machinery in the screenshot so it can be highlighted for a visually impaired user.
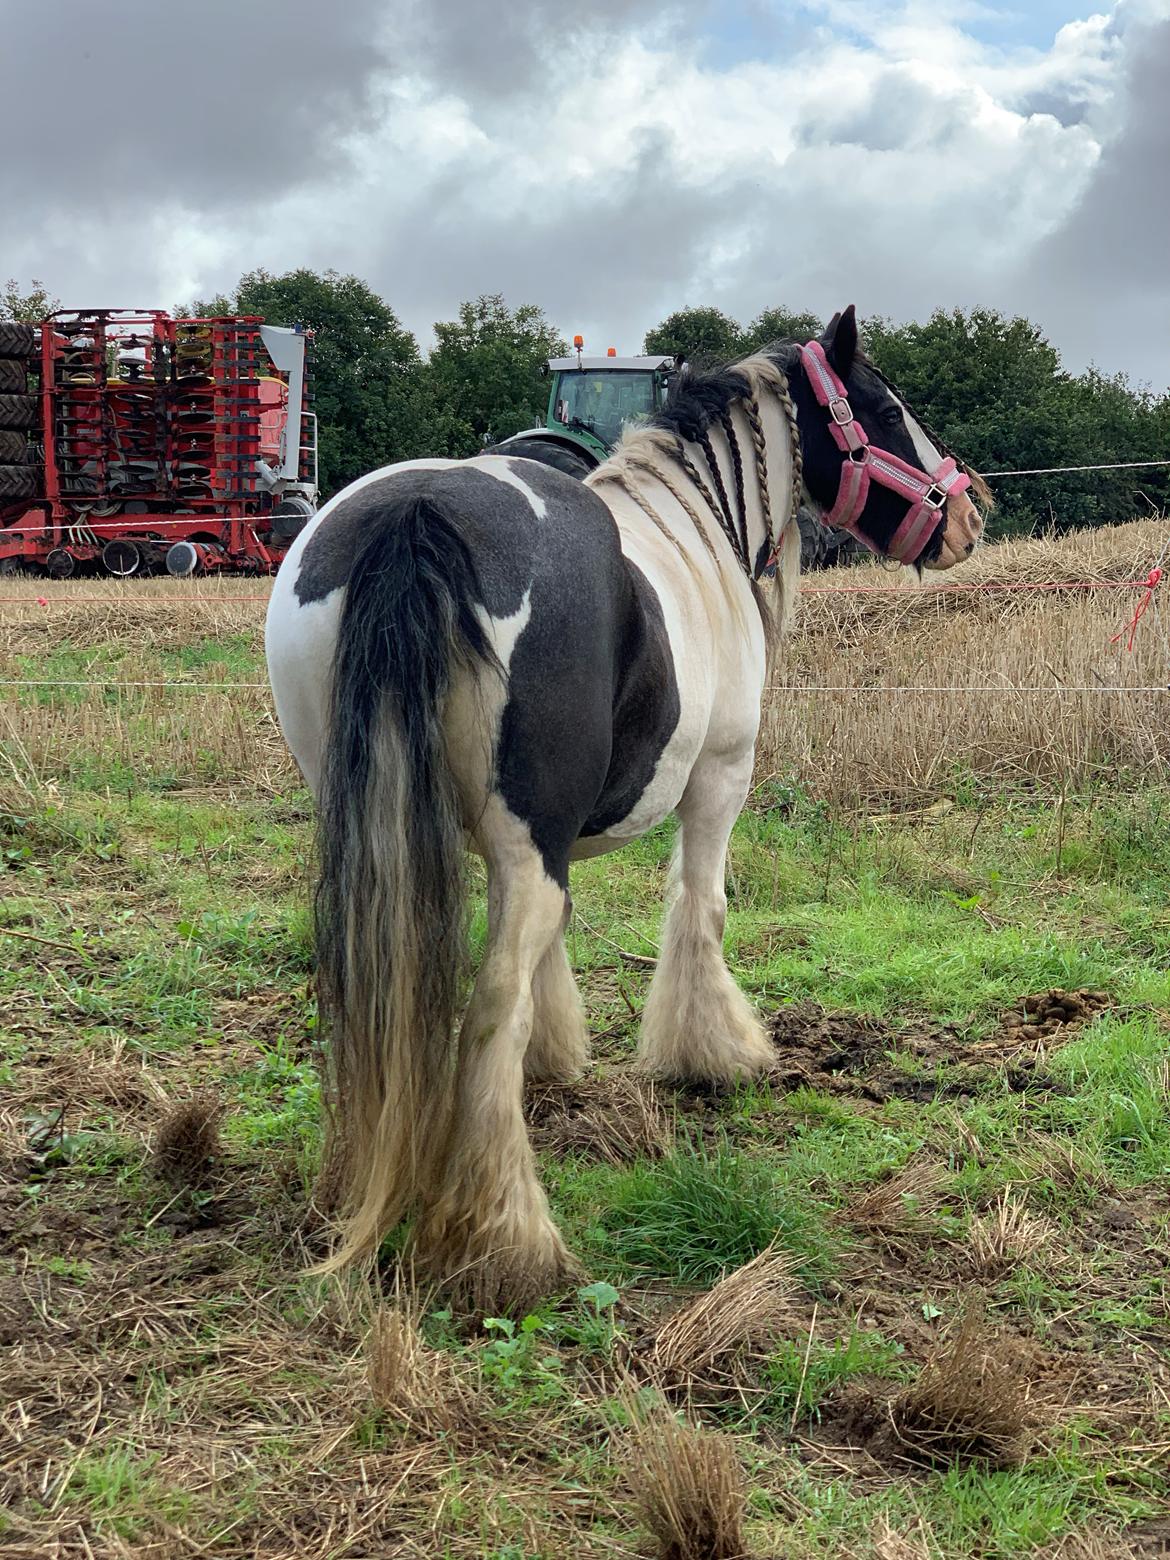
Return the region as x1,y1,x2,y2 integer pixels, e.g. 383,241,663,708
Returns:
0,310,318,579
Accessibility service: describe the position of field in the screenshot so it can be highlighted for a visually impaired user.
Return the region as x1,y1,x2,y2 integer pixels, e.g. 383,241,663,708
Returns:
2,519,1169,1558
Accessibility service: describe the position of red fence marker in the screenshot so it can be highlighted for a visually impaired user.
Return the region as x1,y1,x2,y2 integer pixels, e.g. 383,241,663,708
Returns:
1110,566,1163,652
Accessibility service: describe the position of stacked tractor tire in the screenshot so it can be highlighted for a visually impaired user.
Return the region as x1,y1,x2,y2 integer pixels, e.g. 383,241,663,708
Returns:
0,322,41,507
796,505,861,571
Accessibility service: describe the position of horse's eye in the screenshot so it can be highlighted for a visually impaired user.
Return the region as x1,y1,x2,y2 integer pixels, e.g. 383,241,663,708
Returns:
879,405,902,428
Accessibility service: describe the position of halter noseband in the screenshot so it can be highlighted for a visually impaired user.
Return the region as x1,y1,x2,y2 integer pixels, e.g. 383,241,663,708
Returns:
798,341,971,566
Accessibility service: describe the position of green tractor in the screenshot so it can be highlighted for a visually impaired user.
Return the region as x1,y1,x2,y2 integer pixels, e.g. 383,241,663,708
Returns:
487,341,677,479
486,338,858,570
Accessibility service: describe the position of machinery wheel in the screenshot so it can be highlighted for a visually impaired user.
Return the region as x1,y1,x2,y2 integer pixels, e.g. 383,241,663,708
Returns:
820,528,861,569
166,540,224,577
0,464,38,500
0,394,38,430
796,507,829,571
796,507,862,572
0,431,28,463
101,538,142,577
0,322,37,358
0,360,28,393
45,548,76,579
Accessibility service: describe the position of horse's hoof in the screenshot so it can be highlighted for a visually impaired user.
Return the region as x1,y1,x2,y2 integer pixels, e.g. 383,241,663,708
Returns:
437,1246,584,1318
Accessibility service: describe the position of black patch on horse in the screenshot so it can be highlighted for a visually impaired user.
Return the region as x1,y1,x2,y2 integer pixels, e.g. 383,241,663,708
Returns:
295,459,681,884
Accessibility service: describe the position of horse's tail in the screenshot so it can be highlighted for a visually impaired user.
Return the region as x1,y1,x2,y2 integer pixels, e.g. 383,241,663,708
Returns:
313,495,498,1271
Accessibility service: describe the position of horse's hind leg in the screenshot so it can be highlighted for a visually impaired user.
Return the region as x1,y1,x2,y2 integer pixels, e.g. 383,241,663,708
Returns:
636,757,775,1085
525,899,589,1084
414,804,578,1310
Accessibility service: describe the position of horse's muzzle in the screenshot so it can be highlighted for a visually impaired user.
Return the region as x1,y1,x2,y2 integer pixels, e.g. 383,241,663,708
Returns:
926,493,984,571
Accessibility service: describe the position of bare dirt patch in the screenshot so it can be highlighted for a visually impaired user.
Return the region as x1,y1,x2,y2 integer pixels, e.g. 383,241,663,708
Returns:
767,991,1112,1104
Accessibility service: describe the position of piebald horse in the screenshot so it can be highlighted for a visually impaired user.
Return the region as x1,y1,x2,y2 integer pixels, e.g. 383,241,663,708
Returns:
266,308,986,1307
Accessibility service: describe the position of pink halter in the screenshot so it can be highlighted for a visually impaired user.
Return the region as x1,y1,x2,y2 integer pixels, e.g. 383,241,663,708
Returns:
799,341,971,565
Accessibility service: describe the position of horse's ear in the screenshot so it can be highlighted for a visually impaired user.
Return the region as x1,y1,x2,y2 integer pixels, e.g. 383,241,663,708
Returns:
824,305,858,378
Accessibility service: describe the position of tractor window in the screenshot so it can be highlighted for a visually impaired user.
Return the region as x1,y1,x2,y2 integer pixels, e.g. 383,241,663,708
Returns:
553,371,657,448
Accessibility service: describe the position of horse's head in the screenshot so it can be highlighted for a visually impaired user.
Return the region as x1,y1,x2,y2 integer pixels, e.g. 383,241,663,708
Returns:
791,307,985,570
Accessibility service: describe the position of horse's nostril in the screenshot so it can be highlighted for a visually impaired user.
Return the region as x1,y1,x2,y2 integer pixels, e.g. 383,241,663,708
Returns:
965,540,975,555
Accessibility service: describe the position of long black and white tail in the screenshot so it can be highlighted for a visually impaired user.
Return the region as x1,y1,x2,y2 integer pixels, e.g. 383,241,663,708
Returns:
313,495,498,1268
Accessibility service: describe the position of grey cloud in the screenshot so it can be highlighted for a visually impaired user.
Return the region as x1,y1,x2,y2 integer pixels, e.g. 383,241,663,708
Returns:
1018,17,1170,386
0,0,393,209
1014,88,1093,127
397,0,714,100
2,0,1163,397
0,0,711,226
1035,18,1170,290
799,67,970,153
322,127,756,350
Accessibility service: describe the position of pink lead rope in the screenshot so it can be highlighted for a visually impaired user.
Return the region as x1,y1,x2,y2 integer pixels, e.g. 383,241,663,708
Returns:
798,341,972,566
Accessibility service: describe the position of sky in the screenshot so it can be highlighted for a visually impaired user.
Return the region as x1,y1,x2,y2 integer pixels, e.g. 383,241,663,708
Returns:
1,0,1167,389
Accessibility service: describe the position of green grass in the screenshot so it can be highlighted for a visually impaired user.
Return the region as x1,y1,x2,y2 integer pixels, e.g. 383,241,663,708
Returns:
3,759,1169,1557
553,1134,840,1288
759,1325,907,1422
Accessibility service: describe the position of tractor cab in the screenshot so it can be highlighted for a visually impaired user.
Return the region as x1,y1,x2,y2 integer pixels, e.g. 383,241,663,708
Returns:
544,344,675,461
485,339,677,478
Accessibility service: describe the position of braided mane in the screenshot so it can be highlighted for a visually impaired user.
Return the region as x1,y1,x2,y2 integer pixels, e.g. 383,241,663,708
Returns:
637,338,992,513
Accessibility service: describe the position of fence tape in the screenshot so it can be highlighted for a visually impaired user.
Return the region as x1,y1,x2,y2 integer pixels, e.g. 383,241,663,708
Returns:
983,458,1170,478
0,578,1158,606
2,679,1168,695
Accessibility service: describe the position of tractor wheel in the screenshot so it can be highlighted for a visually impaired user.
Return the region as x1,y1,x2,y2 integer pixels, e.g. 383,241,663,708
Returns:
820,528,861,569
797,507,829,572
0,464,38,501
0,323,37,358
795,507,862,572
0,431,28,464
0,394,38,430
484,439,597,482
0,360,28,393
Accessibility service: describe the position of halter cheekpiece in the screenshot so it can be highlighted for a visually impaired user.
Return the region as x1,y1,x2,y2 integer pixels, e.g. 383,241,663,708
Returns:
798,341,971,566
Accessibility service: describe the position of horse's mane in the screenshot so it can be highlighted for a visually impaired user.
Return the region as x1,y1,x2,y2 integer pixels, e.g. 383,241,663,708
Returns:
646,342,799,445
616,338,994,510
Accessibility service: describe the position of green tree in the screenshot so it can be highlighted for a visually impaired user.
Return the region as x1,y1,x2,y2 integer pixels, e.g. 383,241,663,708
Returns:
740,307,823,352
424,294,565,458
643,306,742,365
1,278,59,322
184,268,429,498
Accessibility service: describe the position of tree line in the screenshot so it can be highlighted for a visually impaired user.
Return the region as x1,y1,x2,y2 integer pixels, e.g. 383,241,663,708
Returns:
6,271,1167,537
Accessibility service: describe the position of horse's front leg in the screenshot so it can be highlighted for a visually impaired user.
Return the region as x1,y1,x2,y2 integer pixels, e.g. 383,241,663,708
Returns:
635,757,775,1085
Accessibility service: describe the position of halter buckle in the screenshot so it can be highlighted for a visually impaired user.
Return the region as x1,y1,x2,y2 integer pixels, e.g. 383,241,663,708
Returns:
828,396,854,426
